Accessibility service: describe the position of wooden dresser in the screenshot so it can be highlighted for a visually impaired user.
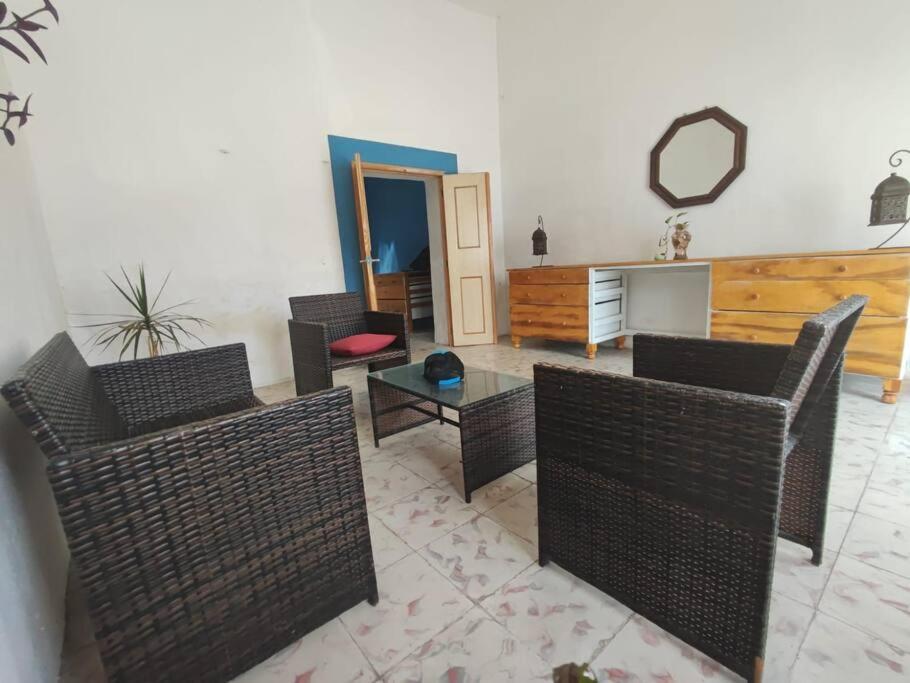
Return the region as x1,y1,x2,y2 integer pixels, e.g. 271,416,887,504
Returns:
374,271,433,331
508,248,910,403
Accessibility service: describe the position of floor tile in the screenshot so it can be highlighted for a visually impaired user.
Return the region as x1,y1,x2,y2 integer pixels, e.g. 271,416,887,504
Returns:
479,563,632,666
437,472,531,513
818,554,910,650
231,619,374,683
419,515,536,601
375,486,478,550
339,553,472,676
484,484,538,545
590,614,739,682
763,592,817,683
792,612,909,682
587,592,811,683
513,460,538,484
394,441,462,484
841,512,910,578
857,466,910,527
827,470,869,511
772,539,836,608
824,506,855,553
384,607,551,682
360,458,430,513
367,514,412,572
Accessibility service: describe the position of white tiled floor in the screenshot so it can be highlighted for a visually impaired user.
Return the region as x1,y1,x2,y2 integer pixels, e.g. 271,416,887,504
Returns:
59,332,910,682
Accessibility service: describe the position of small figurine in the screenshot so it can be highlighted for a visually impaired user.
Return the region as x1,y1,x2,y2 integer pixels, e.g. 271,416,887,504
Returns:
671,219,692,260
656,212,691,261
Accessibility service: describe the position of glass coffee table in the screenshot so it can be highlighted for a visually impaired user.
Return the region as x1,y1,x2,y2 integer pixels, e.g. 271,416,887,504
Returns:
367,363,535,503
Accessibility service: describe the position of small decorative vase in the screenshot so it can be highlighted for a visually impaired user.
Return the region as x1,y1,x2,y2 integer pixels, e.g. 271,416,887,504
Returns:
671,223,691,260
553,663,599,682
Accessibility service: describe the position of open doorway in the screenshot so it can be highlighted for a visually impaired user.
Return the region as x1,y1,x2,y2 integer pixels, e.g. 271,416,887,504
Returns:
328,135,497,348
363,171,437,338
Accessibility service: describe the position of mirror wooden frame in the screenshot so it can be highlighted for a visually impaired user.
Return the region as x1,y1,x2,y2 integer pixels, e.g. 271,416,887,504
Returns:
649,106,748,208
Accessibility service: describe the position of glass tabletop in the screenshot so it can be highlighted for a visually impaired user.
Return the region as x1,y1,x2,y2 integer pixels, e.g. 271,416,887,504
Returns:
368,363,532,410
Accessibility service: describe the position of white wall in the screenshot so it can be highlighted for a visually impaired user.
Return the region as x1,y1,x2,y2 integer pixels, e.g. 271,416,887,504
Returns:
6,0,502,386
0,56,69,683
493,0,910,269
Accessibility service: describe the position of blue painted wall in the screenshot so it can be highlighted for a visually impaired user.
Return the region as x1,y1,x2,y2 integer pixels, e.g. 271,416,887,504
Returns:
364,177,430,274
327,135,457,293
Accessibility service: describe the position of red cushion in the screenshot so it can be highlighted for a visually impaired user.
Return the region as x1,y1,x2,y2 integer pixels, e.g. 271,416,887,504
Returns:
329,333,397,357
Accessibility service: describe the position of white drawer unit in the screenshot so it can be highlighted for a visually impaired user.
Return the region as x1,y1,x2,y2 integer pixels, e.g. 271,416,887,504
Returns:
589,268,627,344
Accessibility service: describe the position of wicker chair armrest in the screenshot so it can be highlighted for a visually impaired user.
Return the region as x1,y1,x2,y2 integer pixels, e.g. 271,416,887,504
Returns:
94,344,256,435
288,319,330,360
535,363,790,528
46,386,374,682
633,334,792,396
364,311,408,349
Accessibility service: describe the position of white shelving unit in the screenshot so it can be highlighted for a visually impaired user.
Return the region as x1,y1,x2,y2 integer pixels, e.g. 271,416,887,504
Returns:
588,268,627,345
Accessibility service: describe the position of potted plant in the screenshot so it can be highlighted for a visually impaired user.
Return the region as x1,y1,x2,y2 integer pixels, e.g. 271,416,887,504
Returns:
76,265,211,360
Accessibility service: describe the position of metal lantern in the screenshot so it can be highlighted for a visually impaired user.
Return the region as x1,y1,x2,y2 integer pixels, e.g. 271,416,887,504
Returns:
870,150,910,248
532,215,548,266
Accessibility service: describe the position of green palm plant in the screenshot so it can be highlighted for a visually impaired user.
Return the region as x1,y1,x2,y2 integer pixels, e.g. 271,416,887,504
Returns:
76,265,211,360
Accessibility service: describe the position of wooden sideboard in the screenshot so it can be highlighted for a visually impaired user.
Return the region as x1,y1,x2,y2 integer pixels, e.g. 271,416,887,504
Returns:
375,271,433,331
508,248,910,403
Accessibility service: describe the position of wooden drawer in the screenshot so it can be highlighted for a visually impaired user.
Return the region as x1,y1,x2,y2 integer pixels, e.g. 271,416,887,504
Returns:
509,267,589,285
376,299,408,315
511,303,588,342
711,311,907,378
712,279,910,317
509,283,588,306
375,278,406,300
714,254,910,282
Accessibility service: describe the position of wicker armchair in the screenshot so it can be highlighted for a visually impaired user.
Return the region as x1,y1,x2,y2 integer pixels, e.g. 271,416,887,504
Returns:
1,333,377,683
535,296,867,683
288,292,410,396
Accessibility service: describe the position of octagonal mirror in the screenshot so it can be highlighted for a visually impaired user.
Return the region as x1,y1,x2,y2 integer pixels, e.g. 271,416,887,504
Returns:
649,106,747,208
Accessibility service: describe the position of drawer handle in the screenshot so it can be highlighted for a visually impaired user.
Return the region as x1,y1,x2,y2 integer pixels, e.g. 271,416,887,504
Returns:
560,292,567,298
561,274,567,280
752,267,761,274
562,322,567,327
839,294,848,301
749,334,758,341
838,265,848,273
527,319,532,324
750,293,760,301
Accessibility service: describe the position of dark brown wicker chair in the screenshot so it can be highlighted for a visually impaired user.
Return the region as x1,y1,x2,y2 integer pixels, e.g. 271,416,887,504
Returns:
288,292,411,396
1,333,377,683
535,296,867,683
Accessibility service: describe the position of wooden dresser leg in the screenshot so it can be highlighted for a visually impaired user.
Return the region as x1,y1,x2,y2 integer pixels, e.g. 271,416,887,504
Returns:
614,335,626,350
511,335,522,350
585,343,597,360
882,379,902,404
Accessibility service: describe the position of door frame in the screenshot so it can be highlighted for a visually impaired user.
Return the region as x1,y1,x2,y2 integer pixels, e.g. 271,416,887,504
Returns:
351,158,456,345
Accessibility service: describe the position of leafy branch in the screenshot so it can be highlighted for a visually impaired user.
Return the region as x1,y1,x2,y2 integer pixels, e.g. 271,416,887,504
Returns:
0,0,58,146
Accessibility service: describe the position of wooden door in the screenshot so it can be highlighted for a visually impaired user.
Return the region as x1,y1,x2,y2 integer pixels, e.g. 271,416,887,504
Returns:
351,153,378,309
442,173,497,345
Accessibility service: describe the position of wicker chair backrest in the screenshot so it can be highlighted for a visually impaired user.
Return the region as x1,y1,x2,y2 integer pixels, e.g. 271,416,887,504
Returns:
289,292,368,343
1,332,126,458
771,295,867,436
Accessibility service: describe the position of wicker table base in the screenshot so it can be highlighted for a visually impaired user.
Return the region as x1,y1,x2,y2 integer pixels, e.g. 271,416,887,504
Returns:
367,373,535,503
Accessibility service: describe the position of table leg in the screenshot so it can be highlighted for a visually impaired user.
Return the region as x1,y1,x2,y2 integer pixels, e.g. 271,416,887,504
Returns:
459,385,535,503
